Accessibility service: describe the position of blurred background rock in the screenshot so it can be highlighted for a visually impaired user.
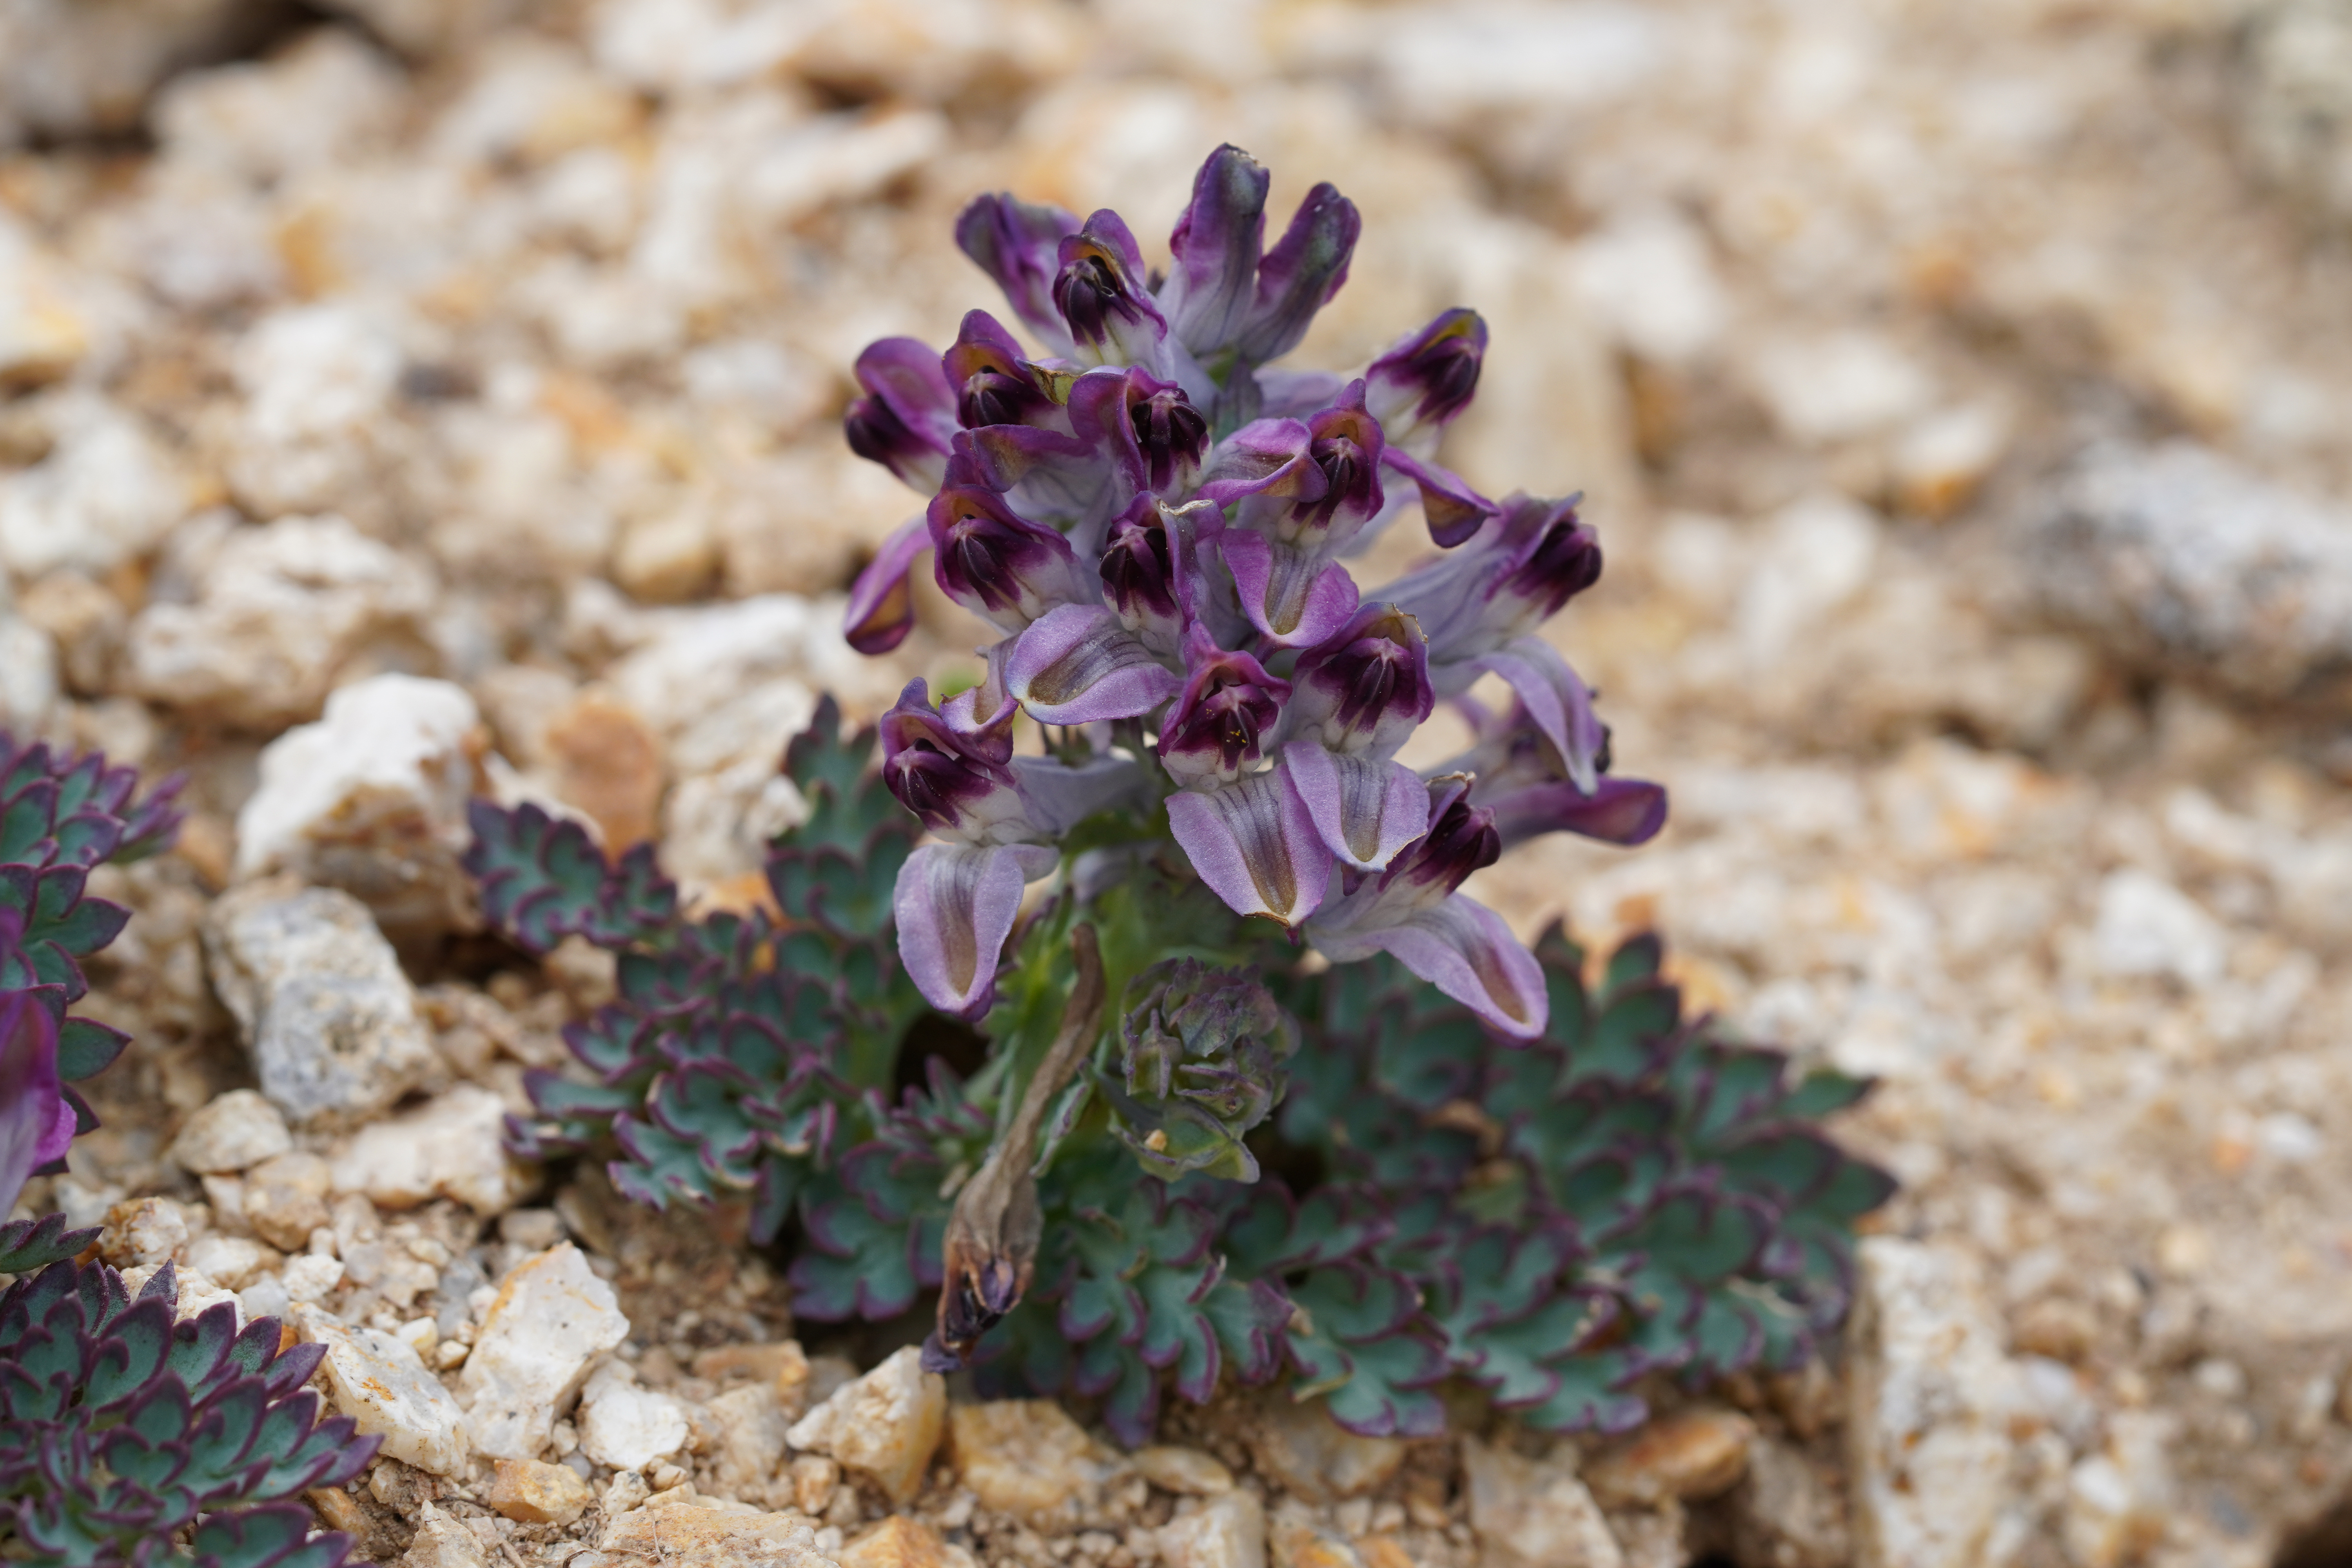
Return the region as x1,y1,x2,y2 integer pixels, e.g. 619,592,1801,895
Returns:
4,0,2352,1563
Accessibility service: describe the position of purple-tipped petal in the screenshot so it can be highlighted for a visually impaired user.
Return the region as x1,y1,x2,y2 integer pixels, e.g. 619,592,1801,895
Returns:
1312,892,1546,1038
1158,624,1292,788
1236,181,1360,364
1365,309,1488,448
944,309,1061,430
880,678,1034,844
1166,770,1332,930
844,516,931,655
1485,775,1668,849
1382,448,1498,549
956,194,1081,353
1219,530,1361,649
1196,418,1319,505
1376,491,1601,664
1068,366,1210,501
1162,145,1271,357
843,338,958,492
1290,382,1386,539
927,469,1091,634
1007,603,1183,724
1281,743,1432,874
1470,639,1605,794
1054,210,1169,369
895,841,1059,1018
0,981,67,1220
960,423,1115,542
1288,603,1434,758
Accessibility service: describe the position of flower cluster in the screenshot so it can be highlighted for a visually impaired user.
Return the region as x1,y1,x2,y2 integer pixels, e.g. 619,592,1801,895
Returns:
844,145,1665,1036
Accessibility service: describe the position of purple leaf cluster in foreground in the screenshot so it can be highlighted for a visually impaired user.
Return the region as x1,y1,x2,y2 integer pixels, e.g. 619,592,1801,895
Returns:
843,145,1667,1034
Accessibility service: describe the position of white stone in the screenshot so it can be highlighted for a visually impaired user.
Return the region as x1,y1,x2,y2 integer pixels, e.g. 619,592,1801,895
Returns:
462,1242,630,1461
296,1303,471,1477
1571,207,1730,367
1158,1490,1267,1568
0,0,251,144
203,878,440,1127
1376,3,1666,125
785,1345,946,1505
400,1503,495,1568
98,1196,189,1267
1847,1238,2026,1568
578,1359,691,1473
1461,1439,1624,1568
126,514,437,729
0,614,57,733
574,1488,841,1568
704,1379,793,1496
0,396,186,578
170,1089,292,1174
183,1234,278,1291
282,1252,347,1304
1748,330,1936,445
1739,495,1881,666
2094,870,2226,990
152,30,401,185
333,1084,532,1216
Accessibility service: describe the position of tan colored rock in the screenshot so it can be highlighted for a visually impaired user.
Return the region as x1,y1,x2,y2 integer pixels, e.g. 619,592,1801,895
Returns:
790,1453,839,1514
332,1085,533,1216
579,1358,691,1472
98,1196,188,1267
170,1089,292,1174
243,1152,334,1251
1725,1437,1848,1568
488,1456,594,1526
949,1399,1111,1523
296,1304,471,1477
1462,1439,1623,1568
1250,1396,1405,1503
182,1234,280,1290
1270,1504,1368,1568
705,1378,794,1495
1160,1490,1268,1568
786,1345,945,1505
461,1242,630,1460
544,689,665,851
573,1488,840,1568
1135,1445,1236,1495
696,1339,813,1415
837,1515,963,1568
399,1503,493,1567
1583,1409,1754,1508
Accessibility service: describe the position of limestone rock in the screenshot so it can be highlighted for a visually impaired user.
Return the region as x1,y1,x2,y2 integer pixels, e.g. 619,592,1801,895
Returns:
1135,1445,1236,1496
0,0,254,144
488,1456,595,1526
126,513,436,729
241,1150,334,1250
2239,0,2352,228
233,674,485,942
1846,1238,2025,1568
785,1346,945,1506
1461,1439,1624,1568
578,1358,691,1473
0,394,186,579
399,1503,493,1568
281,1251,345,1304
704,1377,794,1496
169,1089,292,1174
332,1084,532,1216
1269,1503,1369,1568
541,688,664,851
296,1303,471,1476
204,878,439,1127
1725,1436,1849,1568
1249,1396,1405,1503
1160,1490,1268,1568
461,1241,630,1460
1583,1409,1754,1508
575,1488,842,1568
181,1233,278,1290
98,1196,188,1267
837,1515,969,1568
949,1399,1113,1524
2092,869,2226,991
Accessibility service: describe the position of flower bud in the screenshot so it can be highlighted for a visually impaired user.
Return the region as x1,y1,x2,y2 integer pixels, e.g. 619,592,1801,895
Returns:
1109,959,1299,1182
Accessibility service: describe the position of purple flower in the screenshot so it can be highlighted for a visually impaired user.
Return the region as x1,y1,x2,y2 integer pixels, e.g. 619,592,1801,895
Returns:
0,915,73,1220
1305,777,1546,1037
1054,211,1171,372
1157,625,1290,789
1366,309,1488,450
944,310,1060,430
1437,696,1668,850
956,192,1081,356
843,338,958,494
879,679,1030,846
1277,604,1436,876
1157,145,1362,392
1166,769,1332,931
926,458,1092,634
844,517,930,656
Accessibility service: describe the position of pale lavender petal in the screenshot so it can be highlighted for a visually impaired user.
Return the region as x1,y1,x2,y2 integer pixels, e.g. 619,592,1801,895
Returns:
1007,603,1182,724
1381,448,1499,549
962,421,1116,538
1281,743,1431,873
894,842,1059,1019
843,515,930,655
1220,530,1361,648
1009,753,1150,837
1310,892,1545,1039
0,987,64,1220
1254,367,1347,420
1166,771,1333,930
1473,639,1604,793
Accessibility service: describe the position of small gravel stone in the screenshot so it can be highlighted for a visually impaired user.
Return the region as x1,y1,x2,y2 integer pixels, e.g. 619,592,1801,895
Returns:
241,1151,333,1250
488,1455,595,1526
704,1377,794,1496
98,1196,188,1267
1134,1445,1236,1496
1248,1396,1405,1503
949,1399,1111,1524
577,1357,691,1473
281,1252,346,1304
182,1234,279,1290
332,1084,532,1216
574,1488,839,1568
461,1241,630,1461
1159,1490,1268,1568
1462,1439,1623,1568
786,1345,945,1506
836,1515,965,1568
296,1303,470,1476
1582,1408,1755,1508
398,1503,494,1568
169,1089,292,1174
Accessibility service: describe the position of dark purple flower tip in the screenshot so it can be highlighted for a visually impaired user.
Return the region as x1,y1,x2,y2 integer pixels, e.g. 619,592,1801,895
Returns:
1487,775,1670,849
0,963,70,1221
1367,309,1488,440
956,192,1081,349
878,679,1018,837
843,516,930,655
1163,144,1272,357
926,474,1085,631
1236,181,1361,364
1292,604,1434,752
1387,775,1501,899
1053,211,1169,363
1499,493,1602,619
944,310,1058,430
1129,380,1210,494
1292,381,1387,534
1159,625,1292,786
1099,496,1183,629
842,337,957,492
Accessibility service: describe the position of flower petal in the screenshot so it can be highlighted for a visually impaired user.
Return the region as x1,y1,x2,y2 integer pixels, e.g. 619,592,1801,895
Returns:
1282,743,1432,873
894,842,1059,1019
0,984,64,1220
1196,417,1319,506
1009,752,1151,837
1365,309,1488,448
1484,776,1668,849
1382,448,1499,549
1007,603,1183,724
842,338,957,492
1472,639,1605,794
1166,770,1332,929
1310,892,1546,1038
955,193,1080,354
1220,530,1361,649
1055,210,1170,370
1162,144,1270,357
1236,182,1360,363
843,516,930,655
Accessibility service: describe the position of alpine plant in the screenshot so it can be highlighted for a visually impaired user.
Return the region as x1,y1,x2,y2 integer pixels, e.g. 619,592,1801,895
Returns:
484,145,1890,1446
844,143,1666,1034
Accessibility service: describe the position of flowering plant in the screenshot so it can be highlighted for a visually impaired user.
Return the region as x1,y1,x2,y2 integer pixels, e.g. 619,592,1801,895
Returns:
843,144,1665,1036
